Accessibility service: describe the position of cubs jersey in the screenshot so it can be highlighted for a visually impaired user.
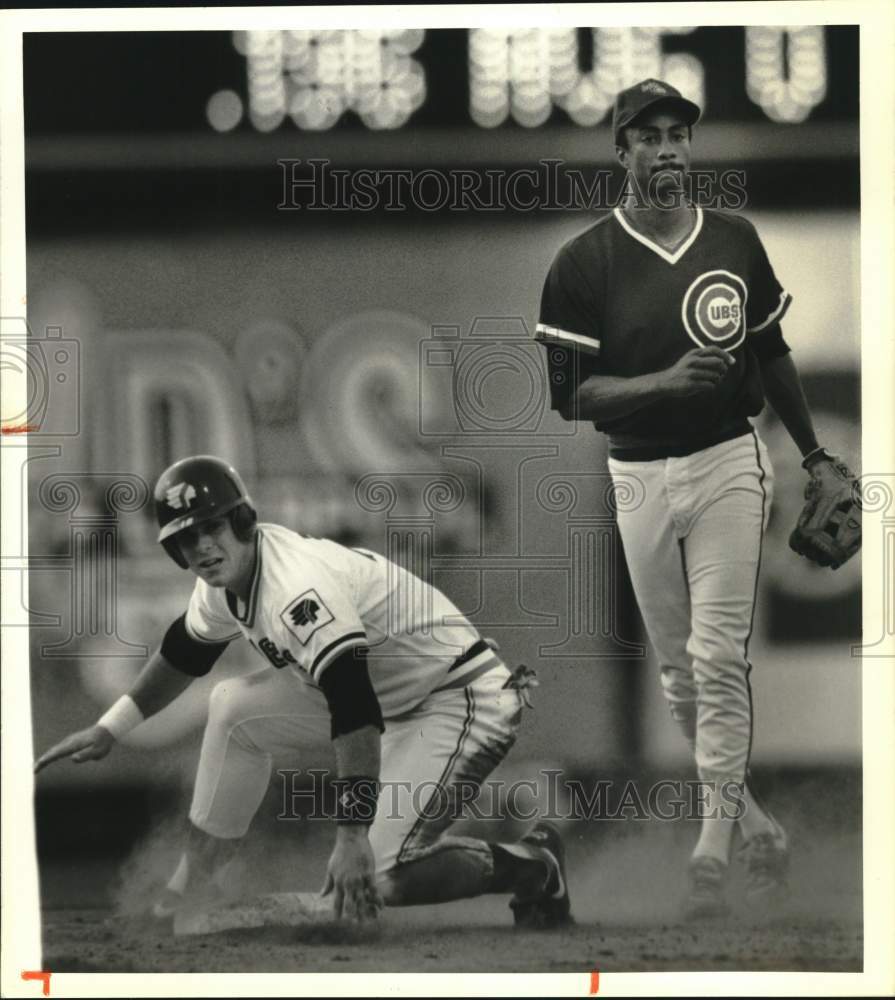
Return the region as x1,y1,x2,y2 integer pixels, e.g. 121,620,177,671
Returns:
184,523,486,716
535,207,791,457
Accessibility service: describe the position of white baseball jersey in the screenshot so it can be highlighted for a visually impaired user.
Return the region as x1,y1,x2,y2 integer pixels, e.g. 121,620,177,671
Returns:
184,523,485,716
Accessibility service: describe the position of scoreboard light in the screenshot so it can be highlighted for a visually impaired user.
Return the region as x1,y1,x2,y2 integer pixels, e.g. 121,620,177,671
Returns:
245,30,287,132
227,27,829,132
234,28,426,132
470,28,704,129
659,53,705,114
745,27,827,124
206,88,243,132
470,28,553,128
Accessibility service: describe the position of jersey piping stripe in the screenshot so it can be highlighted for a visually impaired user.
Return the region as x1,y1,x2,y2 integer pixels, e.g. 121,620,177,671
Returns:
310,631,368,681
396,686,475,865
747,290,792,334
744,766,774,819
612,205,704,265
534,324,602,356
184,616,242,645
225,532,263,628
743,429,768,771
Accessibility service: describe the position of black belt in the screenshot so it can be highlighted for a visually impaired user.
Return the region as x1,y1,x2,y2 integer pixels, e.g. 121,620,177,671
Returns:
609,422,752,462
448,637,490,673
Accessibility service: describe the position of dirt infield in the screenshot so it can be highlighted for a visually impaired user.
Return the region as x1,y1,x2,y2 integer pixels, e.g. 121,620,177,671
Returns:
41,904,861,974
33,768,862,975
39,810,862,975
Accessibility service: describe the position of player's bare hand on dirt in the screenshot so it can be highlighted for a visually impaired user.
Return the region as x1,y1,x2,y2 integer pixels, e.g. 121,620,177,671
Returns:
34,725,116,774
660,347,735,398
321,828,383,922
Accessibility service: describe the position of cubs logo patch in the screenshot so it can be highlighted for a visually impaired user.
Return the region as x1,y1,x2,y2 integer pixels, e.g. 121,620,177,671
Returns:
281,589,334,645
165,482,197,510
681,270,748,352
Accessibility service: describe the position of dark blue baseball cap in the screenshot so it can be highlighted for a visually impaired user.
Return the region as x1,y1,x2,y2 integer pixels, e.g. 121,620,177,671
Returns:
612,78,701,145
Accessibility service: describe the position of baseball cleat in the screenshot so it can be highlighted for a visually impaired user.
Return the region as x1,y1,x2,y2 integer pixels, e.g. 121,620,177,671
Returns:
149,843,236,922
684,855,730,920
150,881,226,922
509,821,573,929
151,887,185,921
739,822,790,905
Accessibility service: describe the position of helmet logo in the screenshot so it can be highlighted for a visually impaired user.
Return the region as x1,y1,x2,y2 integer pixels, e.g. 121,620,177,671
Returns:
165,482,198,510
641,81,667,95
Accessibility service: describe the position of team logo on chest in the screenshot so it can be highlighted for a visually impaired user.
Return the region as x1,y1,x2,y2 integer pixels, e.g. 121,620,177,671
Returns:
281,588,334,645
681,270,748,352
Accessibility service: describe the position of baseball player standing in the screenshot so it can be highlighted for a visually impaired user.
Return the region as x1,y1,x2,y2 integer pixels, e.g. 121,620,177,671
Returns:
35,456,571,929
535,79,860,918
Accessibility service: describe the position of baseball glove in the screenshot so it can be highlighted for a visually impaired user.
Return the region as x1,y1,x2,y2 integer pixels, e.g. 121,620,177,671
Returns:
789,449,862,570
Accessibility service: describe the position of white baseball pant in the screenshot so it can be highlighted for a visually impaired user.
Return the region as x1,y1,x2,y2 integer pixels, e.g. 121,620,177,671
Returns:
188,660,523,883
608,430,774,784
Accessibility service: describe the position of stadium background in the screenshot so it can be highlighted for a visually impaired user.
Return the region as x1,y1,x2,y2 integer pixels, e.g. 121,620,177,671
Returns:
21,25,862,969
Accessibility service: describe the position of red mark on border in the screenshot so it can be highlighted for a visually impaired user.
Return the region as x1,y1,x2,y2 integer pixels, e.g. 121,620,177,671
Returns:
2,425,38,435
21,971,52,996
589,969,600,994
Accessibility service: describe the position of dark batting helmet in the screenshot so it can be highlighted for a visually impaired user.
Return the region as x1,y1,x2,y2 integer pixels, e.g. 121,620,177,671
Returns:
154,455,255,568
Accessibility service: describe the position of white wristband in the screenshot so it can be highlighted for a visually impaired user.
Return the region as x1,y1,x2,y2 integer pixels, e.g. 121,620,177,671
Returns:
97,695,145,740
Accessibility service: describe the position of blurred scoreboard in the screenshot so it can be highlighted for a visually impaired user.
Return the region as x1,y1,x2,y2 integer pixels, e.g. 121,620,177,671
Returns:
25,26,858,137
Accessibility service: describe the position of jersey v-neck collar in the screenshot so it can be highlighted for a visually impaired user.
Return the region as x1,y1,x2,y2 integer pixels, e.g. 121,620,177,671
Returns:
613,206,704,265
225,530,263,627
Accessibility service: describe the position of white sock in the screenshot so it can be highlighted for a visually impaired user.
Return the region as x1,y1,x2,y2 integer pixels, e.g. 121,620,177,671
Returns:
671,706,779,856
692,781,737,864
694,819,736,865
737,784,779,841
166,853,190,895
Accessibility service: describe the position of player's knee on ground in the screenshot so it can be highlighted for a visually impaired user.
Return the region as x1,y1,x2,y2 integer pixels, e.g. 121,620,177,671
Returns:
375,856,427,906
375,869,402,906
375,838,495,906
373,846,430,906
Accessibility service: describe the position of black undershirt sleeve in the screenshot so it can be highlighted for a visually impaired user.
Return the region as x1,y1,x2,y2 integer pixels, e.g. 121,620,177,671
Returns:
749,322,791,364
538,250,602,413
160,613,229,677
317,646,385,740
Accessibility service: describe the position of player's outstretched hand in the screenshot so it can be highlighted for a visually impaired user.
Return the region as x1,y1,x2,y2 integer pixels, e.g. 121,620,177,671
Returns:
34,724,116,774
321,827,383,923
661,347,735,398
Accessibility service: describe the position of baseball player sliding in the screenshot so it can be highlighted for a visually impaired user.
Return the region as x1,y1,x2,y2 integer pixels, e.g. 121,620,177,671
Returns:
535,79,861,918
35,456,571,930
